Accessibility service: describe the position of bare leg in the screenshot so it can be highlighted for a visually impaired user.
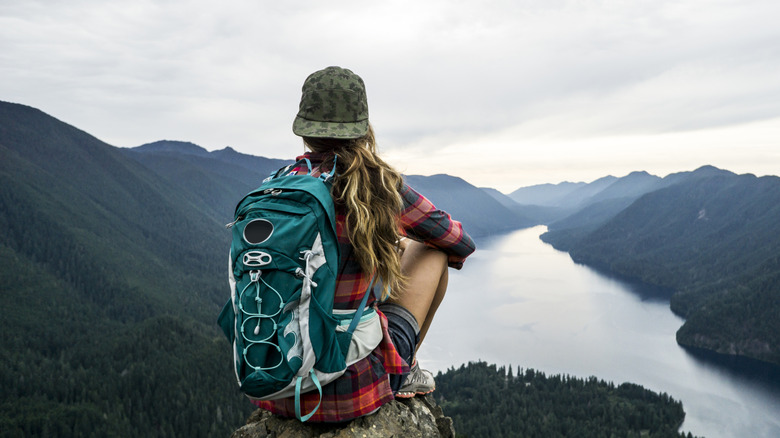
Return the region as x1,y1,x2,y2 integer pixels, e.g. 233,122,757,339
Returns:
388,239,448,351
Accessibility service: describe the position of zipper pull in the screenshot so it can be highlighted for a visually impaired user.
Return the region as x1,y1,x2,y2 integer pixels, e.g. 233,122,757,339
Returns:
225,217,240,229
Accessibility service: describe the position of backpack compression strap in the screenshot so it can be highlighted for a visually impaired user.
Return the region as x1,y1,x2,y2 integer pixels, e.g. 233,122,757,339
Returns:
295,370,321,422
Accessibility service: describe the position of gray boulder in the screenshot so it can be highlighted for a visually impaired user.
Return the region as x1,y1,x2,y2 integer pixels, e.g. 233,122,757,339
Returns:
231,395,455,438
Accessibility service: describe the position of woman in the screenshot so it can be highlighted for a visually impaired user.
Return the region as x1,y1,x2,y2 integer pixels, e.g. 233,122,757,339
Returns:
253,66,475,422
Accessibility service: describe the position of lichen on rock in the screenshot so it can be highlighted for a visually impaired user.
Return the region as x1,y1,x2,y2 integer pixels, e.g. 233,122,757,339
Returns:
230,395,455,438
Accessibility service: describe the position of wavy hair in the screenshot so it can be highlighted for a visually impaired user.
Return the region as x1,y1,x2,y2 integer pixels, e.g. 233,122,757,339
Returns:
303,125,405,300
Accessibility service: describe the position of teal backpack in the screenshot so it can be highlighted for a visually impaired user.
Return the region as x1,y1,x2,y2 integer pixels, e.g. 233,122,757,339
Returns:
218,158,377,421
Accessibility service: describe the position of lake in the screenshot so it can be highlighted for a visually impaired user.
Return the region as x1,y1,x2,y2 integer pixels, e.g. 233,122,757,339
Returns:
417,226,780,438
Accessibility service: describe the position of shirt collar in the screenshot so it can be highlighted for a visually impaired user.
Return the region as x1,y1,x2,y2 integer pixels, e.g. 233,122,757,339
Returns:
295,151,334,162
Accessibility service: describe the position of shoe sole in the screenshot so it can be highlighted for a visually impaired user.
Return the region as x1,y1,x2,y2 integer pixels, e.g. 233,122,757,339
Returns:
395,387,435,399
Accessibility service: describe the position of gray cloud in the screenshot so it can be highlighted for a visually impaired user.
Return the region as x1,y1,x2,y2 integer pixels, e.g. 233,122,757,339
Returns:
2,0,779,189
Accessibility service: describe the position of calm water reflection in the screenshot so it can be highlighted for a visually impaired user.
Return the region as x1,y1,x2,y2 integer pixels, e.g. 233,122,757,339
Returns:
418,226,780,438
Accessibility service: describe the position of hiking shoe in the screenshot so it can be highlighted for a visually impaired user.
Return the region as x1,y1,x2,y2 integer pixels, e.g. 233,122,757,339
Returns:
396,360,435,398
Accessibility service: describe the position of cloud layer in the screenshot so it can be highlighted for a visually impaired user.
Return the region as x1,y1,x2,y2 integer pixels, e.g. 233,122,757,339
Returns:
2,0,779,190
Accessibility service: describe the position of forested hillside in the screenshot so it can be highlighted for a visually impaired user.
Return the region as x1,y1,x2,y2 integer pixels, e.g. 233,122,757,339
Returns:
123,140,291,226
404,174,534,236
541,167,780,366
0,101,255,436
435,361,695,438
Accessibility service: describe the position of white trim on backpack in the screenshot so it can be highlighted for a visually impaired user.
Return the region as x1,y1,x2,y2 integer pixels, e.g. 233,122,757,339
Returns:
296,233,323,377
227,253,241,386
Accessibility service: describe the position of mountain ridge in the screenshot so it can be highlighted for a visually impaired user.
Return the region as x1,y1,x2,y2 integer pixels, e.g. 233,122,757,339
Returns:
541,167,780,365
0,100,253,436
404,173,533,237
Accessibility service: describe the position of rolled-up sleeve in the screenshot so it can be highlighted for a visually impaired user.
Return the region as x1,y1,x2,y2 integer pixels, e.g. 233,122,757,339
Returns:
398,183,476,269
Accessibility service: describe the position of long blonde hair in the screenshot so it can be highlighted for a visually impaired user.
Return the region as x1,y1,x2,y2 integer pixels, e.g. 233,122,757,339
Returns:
303,125,405,300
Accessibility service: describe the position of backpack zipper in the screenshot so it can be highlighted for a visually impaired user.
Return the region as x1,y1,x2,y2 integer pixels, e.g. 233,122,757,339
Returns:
225,189,286,228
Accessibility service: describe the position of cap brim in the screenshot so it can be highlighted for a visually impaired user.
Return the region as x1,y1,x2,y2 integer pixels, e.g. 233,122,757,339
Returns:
293,116,369,139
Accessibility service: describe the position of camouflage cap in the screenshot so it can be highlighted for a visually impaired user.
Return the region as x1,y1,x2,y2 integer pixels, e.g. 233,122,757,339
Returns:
292,66,369,139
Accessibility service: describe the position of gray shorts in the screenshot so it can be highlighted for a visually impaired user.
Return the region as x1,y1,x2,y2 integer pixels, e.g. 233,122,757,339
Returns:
378,303,420,392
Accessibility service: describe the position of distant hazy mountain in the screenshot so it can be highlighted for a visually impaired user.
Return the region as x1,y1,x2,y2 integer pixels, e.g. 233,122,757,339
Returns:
658,165,735,188
128,141,526,238
481,187,521,209
542,166,780,366
548,172,661,235
547,167,740,238
405,174,533,237
133,139,208,155
555,175,618,207
133,140,292,175
505,176,630,225
508,181,585,206
582,171,660,205
211,145,292,174
123,140,291,224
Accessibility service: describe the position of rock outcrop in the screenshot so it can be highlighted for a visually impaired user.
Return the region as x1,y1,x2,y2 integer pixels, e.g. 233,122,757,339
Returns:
231,395,455,438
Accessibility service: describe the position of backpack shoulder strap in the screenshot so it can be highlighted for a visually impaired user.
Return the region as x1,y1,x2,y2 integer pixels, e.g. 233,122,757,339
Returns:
319,154,338,182
267,155,339,183
346,275,375,336
267,158,312,182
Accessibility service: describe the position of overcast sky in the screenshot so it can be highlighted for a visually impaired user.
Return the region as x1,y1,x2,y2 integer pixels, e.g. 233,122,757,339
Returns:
2,0,779,192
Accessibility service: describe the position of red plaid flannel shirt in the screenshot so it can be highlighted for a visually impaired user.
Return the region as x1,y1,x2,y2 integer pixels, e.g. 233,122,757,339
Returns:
252,153,475,422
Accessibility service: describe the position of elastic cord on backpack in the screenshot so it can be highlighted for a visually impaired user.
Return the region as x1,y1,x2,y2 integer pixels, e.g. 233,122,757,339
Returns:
239,272,286,371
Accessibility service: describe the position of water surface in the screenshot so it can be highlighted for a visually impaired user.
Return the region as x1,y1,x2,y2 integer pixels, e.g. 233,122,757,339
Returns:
418,226,780,437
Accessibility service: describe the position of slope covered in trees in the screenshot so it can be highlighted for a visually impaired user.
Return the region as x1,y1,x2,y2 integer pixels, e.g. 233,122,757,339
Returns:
405,174,534,237
435,361,695,438
122,140,292,226
542,167,780,366
0,101,254,436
